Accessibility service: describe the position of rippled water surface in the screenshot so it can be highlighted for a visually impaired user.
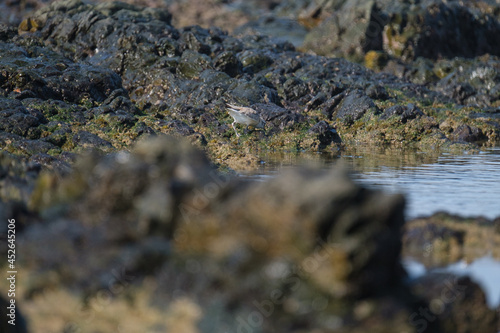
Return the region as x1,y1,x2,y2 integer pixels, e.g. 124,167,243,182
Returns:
253,146,500,220
347,147,500,219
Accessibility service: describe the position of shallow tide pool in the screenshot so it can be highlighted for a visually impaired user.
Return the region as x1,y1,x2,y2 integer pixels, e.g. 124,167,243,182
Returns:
344,147,500,309
251,146,500,220
348,147,500,220
250,146,500,310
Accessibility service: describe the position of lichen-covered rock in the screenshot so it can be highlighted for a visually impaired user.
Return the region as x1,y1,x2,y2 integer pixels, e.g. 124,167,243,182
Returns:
71,130,113,151
434,56,500,108
1,0,495,171
0,29,136,159
9,139,58,156
28,152,71,175
213,50,243,77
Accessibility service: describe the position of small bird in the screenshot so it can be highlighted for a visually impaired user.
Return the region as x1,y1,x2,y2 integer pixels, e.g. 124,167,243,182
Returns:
226,103,266,137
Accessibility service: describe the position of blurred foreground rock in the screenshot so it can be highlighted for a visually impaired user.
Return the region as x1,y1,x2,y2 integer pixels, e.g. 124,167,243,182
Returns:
0,136,496,332
410,273,499,333
0,295,28,333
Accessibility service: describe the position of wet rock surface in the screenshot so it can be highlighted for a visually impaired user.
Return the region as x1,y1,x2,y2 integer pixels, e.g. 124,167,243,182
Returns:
332,89,380,121
0,0,498,173
2,136,495,332
380,103,424,123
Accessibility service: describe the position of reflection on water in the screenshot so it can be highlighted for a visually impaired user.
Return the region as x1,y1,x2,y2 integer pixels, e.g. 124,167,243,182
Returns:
347,147,500,219
252,146,500,220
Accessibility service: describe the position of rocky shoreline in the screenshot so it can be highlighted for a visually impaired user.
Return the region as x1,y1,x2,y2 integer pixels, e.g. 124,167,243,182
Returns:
1,0,499,171
1,0,500,332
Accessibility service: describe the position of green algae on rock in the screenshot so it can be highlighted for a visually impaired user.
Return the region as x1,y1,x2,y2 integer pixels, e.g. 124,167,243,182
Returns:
0,0,497,174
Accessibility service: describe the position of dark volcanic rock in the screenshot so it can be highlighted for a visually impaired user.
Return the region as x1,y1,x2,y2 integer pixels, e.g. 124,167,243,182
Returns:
0,0,496,178
334,89,380,121
30,1,182,103
161,120,195,136
213,50,243,77
0,99,46,137
410,273,498,333
234,15,308,48
13,0,495,157
72,130,113,151
0,26,137,161
383,54,500,109
305,120,342,150
10,139,58,156
452,124,487,143
405,1,500,60
24,2,428,108
434,55,500,108
28,152,71,175
21,99,87,124
251,102,305,131
366,83,389,100
381,103,424,123
0,42,122,103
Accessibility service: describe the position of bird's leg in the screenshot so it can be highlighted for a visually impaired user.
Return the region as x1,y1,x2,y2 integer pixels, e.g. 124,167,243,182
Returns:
232,122,240,137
